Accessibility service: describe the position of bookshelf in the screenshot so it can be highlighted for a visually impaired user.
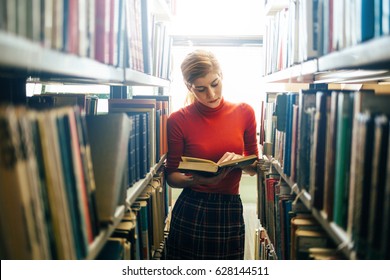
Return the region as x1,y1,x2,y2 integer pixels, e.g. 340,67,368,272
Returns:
263,36,390,84
87,205,126,260
127,154,166,206
270,161,354,260
0,0,173,260
259,0,390,260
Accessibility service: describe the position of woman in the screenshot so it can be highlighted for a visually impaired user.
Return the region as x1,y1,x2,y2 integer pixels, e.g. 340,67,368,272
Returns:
165,50,259,259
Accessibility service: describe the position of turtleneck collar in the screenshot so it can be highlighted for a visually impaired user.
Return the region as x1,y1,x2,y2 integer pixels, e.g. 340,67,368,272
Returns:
194,97,225,116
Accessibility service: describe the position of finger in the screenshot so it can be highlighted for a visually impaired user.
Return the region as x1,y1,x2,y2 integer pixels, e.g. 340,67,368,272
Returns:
217,152,235,164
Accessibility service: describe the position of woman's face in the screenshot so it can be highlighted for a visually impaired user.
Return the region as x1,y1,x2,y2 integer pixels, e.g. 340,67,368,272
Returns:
189,72,222,108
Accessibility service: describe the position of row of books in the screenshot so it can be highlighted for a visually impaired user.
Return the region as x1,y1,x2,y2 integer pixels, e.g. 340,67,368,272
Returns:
108,95,170,186
263,0,390,75
0,105,101,259
97,173,168,260
28,93,98,115
259,88,390,259
31,93,171,207
257,173,342,260
27,92,170,190
0,0,173,79
254,227,276,260
0,95,170,259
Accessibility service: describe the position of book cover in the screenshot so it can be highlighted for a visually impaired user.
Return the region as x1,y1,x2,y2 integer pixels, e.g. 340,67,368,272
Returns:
293,229,330,260
322,90,339,221
39,108,79,259
265,177,277,246
96,237,127,260
333,91,354,229
142,183,162,252
86,113,131,224
275,191,295,259
310,90,331,209
0,106,50,259
130,203,142,260
348,91,390,252
297,89,318,191
123,112,149,184
94,0,107,63
308,247,343,260
140,0,152,74
351,112,375,259
114,210,138,259
55,109,88,259
290,216,321,260
128,113,140,182
127,114,138,184
275,92,287,132
133,95,171,155
134,199,150,259
361,0,375,42
290,104,299,182
382,118,390,260
383,0,390,35
109,98,156,167
283,92,298,176
367,114,389,259
177,154,258,175
73,108,100,239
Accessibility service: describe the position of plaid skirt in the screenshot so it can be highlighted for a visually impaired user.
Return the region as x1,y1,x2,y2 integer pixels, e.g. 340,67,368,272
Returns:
165,188,245,260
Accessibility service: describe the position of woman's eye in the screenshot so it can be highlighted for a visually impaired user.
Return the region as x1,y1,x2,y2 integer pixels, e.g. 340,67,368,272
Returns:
211,83,219,87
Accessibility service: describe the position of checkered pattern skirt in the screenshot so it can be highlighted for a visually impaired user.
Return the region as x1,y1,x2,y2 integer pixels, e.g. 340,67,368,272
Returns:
165,188,245,260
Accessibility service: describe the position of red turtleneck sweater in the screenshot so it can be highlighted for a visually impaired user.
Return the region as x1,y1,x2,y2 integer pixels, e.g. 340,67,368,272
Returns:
165,98,259,194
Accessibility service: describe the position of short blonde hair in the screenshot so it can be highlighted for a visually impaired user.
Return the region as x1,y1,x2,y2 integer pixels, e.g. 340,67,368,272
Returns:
181,50,222,104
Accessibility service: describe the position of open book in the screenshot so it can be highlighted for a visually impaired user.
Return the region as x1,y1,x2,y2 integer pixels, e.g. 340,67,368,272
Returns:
178,154,258,175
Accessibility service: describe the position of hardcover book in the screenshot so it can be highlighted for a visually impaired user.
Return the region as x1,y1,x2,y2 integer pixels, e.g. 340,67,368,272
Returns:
86,113,131,224
177,154,258,175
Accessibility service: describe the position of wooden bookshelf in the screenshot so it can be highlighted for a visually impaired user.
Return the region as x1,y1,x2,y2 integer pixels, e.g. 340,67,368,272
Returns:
87,151,165,260
271,161,355,260
124,69,171,87
0,0,172,260
260,1,390,260
318,36,390,71
0,31,170,87
263,37,390,84
126,154,166,206
86,205,126,260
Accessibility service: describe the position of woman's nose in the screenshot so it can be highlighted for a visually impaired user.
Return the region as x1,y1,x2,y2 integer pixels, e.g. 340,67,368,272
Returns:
206,87,216,98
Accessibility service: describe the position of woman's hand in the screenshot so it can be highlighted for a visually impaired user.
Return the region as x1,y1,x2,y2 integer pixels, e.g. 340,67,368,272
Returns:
217,152,258,176
190,167,233,186
167,168,232,189
216,152,243,165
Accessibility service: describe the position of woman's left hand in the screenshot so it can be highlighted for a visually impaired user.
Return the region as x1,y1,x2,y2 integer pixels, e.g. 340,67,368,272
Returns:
216,152,242,165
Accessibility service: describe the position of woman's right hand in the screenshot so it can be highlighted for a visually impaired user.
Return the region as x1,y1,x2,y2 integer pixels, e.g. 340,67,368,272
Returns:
167,168,233,189
190,167,233,186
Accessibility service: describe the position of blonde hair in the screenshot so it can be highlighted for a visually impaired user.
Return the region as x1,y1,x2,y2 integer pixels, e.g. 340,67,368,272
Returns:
181,50,222,105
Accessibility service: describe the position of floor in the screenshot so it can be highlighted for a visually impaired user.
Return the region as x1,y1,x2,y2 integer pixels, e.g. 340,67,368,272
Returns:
169,173,259,260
